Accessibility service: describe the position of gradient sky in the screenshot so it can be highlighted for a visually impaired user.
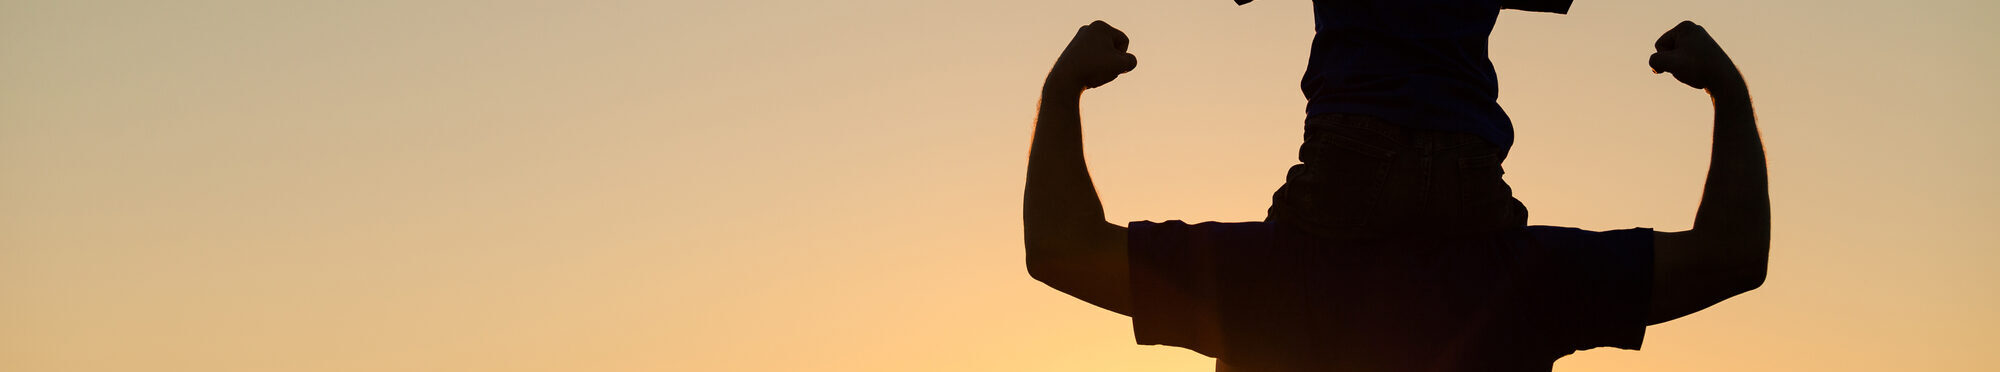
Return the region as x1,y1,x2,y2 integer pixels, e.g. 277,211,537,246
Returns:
3,0,1996,371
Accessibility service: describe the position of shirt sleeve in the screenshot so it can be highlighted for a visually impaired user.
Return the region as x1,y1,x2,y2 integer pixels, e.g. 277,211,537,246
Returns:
1525,226,1655,351
1127,220,1277,358
1501,0,1574,14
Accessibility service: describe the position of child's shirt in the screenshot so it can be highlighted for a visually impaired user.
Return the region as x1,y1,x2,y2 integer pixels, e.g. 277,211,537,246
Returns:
1303,0,1574,158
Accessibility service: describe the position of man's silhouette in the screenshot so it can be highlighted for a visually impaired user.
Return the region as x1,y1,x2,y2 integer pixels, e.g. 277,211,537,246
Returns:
1024,12,1766,372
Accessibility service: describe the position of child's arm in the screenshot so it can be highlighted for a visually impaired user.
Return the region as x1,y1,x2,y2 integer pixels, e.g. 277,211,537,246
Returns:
1025,21,1139,316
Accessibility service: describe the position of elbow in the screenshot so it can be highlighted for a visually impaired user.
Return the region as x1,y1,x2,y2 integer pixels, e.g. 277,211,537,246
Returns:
1688,234,1768,303
1733,259,1767,295
1024,243,1053,285
1023,239,1082,294
1691,225,1771,296
1026,258,1064,290
1742,228,1771,292
1021,217,1121,293
1022,227,1061,286
1727,237,1771,295
1020,216,1081,284
1022,222,1102,291
1743,246,1770,293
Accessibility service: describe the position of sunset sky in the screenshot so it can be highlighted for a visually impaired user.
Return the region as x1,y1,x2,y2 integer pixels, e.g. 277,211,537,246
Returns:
3,0,1996,371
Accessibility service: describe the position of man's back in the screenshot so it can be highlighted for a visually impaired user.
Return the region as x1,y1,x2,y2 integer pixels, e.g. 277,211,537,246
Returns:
1129,221,1654,371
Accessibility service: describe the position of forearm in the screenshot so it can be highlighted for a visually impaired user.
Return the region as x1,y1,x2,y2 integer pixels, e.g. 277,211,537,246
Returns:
1646,77,1769,324
1024,78,1132,314
1692,78,1769,251
1026,79,1103,229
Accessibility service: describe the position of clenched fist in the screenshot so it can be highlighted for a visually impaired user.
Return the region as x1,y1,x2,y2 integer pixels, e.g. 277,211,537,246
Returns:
1649,21,1743,91
1049,21,1138,91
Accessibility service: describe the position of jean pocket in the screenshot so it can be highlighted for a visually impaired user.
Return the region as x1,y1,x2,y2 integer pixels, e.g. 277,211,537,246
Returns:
1285,130,1398,231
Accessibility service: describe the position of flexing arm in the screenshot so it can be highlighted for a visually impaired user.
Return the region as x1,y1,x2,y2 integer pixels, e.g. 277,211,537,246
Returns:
1025,21,1139,316
1645,21,1770,325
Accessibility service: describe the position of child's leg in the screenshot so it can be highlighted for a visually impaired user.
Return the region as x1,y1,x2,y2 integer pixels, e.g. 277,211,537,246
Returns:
1267,114,1526,241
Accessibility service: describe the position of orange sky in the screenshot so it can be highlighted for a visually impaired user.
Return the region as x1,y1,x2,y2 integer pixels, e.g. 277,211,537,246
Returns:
3,0,1996,371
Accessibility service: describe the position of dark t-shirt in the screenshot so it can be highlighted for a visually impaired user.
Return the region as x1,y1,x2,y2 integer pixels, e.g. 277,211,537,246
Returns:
1128,220,1651,371
1304,0,1574,158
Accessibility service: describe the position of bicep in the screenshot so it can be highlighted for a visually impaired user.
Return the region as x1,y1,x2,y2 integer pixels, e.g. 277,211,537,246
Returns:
1648,229,1767,325
1026,221,1132,316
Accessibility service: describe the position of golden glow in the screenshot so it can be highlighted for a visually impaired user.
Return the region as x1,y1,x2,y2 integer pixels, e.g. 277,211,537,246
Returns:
2,1,1996,371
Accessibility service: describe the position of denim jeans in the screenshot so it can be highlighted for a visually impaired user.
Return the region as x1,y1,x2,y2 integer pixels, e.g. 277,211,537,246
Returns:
1266,113,1529,242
